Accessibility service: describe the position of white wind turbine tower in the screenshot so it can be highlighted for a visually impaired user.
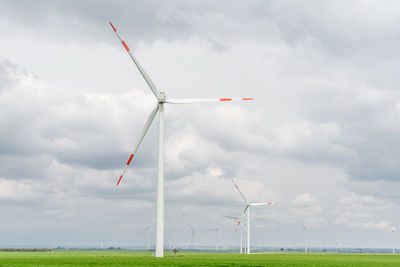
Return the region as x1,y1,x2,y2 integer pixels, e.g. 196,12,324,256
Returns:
109,22,254,257
231,179,278,254
300,217,309,253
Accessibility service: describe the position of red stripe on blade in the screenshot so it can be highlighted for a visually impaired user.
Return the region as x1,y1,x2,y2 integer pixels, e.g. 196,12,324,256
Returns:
110,22,117,32
242,98,254,101
122,41,130,51
127,154,134,165
117,175,123,186
220,98,232,101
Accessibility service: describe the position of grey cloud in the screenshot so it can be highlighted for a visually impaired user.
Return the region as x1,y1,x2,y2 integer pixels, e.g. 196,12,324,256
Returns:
0,61,159,170
0,0,197,43
0,155,50,180
0,0,281,47
5,2,400,184
2,1,400,248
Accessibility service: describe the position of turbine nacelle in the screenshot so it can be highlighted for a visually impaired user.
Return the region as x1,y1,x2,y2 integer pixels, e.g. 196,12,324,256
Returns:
158,92,166,103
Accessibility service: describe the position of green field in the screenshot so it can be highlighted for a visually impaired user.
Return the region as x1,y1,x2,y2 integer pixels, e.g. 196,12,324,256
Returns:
1,250,400,266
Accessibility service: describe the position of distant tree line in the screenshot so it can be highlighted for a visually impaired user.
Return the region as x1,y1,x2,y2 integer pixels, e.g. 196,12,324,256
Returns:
0,248,52,252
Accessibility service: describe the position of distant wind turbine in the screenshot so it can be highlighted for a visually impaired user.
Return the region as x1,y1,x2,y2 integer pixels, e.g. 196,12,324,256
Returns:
188,224,197,246
300,217,309,253
139,226,153,251
109,21,254,258
392,227,396,254
231,179,278,254
208,225,220,251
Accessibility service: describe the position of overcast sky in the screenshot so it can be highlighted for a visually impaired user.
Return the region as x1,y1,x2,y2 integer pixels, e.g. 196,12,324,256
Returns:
1,0,400,249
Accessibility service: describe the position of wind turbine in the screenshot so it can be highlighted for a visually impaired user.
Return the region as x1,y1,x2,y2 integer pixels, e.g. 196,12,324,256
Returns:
300,217,309,253
139,226,153,251
231,179,278,254
392,227,396,254
208,225,220,251
185,224,200,249
109,22,254,258
188,224,197,246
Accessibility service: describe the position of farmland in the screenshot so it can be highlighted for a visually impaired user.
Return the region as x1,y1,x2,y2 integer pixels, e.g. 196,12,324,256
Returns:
1,250,400,266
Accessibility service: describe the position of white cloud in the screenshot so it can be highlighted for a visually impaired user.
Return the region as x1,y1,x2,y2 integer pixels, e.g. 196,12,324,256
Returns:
334,193,393,231
0,179,40,200
294,193,318,206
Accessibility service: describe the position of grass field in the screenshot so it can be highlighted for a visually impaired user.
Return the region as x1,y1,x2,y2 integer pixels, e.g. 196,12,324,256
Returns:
1,250,400,266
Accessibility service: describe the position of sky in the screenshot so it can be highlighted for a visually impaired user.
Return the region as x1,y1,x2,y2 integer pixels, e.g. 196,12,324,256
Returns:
0,0,400,249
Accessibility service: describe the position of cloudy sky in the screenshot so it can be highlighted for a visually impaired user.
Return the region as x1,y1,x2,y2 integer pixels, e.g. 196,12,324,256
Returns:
1,0,400,249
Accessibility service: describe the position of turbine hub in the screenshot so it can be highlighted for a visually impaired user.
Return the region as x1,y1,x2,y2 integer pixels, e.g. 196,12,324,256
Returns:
158,92,166,103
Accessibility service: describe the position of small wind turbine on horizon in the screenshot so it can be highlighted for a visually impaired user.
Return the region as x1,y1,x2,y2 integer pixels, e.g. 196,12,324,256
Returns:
139,226,153,251
189,224,197,246
109,22,254,257
300,216,309,253
208,225,220,251
392,227,396,254
231,178,278,254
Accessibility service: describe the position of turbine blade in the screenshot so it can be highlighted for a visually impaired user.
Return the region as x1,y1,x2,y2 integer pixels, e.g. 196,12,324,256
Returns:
116,104,159,186
188,224,196,243
235,205,249,232
139,226,151,235
231,179,248,203
109,22,159,99
250,201,279,206
166,98,254,104
299,216,305,228
224,215,240,221
239,205,249,222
